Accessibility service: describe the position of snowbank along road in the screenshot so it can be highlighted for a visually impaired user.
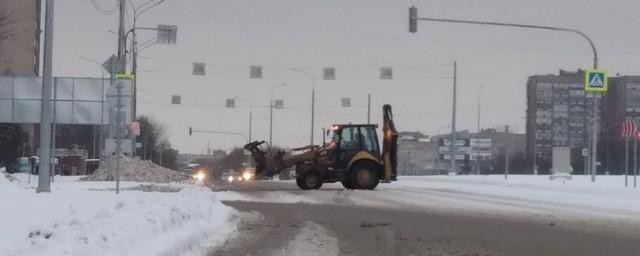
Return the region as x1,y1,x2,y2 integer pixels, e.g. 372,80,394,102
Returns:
209,175,640,256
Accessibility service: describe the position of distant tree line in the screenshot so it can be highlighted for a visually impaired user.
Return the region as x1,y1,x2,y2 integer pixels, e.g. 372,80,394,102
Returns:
137,115,178,170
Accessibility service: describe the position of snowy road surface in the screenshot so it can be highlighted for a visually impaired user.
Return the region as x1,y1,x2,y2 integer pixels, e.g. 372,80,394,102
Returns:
210,175,640,256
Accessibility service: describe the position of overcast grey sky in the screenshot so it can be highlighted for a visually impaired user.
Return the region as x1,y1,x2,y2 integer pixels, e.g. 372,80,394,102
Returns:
52,0,640,153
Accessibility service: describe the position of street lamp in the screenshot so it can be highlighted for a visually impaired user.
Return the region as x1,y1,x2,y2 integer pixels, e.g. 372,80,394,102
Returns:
79,57,108,160
124,0,171,123
291,68,316,145
270,83,287,147
227,97,253,142
409,6,600,181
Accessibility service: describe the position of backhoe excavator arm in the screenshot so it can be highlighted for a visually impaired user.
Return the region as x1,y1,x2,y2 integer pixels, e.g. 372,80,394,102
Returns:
382,104,398,182
243,141,333,177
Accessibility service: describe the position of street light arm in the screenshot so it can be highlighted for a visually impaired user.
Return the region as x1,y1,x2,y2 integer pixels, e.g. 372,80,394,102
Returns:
136,0,166,19
416,17,599,68
124,26,171,43
270,83,287,102
291,68,316,88
233,96,253,109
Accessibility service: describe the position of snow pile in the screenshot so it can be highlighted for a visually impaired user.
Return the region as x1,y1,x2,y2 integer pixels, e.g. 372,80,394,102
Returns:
0,167,24,192
83,156,190,183
1,174,237,256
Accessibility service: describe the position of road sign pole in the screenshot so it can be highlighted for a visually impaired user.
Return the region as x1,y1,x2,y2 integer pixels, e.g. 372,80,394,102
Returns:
115,80,123,194
625,136,629,187
585,69,606,183
634,135,638,188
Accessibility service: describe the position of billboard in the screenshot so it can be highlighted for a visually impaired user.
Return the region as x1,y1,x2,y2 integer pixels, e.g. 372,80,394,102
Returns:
438,138,492,161
0,0,40,76
0,76,132,125
438,138,471,160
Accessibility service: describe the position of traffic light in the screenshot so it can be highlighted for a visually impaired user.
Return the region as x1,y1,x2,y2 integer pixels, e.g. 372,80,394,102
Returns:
409,6,418,33
189,127,192,136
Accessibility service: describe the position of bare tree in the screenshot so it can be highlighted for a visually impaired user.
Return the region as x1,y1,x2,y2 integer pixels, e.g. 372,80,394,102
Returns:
138,115,167,162
0,0,14,47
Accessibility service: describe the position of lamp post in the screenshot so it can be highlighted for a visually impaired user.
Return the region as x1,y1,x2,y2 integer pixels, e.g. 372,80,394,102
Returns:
230,97,253,142
270,83,287,147
37,0,54,193
291,69,316,145
80,57,108,159
409,6,599,180
127,0,168,118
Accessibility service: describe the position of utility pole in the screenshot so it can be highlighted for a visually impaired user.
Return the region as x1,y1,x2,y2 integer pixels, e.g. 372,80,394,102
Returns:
117,0,126,72
450,61,457,175
249,111,253,142
367,93,371,124
475,85,482,175
269,100,274,146
311,86,315,145
37,0,54,193
505,125,510,180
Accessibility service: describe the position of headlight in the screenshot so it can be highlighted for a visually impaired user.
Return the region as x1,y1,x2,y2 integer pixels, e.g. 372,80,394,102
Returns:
227,176,234,182
242,172,253,181
195,172,206,181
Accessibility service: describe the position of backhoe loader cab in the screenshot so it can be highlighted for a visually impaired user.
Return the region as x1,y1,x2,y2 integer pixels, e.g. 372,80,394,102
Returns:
244,104,398,190
314,124,389,190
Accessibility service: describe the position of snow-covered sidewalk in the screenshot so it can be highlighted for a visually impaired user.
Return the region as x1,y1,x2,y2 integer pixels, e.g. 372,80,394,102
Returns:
0,172,237,256
391,175,640,215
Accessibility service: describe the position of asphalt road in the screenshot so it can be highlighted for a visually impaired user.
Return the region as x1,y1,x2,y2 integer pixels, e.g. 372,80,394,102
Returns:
208,180,640,256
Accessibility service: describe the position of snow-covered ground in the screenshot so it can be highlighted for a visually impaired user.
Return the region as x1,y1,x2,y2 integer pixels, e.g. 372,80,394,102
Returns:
0,171,238,256
392,175,640,215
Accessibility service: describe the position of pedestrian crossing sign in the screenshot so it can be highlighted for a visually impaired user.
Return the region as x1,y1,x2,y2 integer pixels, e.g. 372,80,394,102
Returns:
584,69,608,92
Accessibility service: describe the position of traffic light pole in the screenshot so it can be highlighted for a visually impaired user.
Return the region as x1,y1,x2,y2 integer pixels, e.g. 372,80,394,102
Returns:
188,128,249,144
409,6,599,179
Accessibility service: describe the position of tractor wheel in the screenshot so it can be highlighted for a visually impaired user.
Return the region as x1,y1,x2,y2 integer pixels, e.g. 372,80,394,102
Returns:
297,171,323,190
341,177,355,190
351,162,380,190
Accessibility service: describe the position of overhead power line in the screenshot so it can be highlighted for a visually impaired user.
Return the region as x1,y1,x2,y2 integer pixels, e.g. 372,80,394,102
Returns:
88,0,118,15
